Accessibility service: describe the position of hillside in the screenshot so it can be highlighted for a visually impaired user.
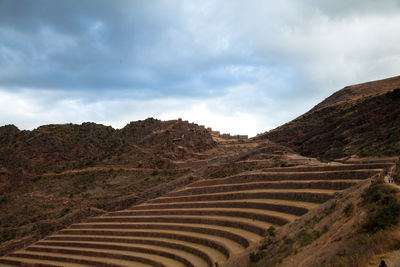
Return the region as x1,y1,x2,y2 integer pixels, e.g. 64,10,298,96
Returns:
1,147,393,266
1,76,400,266
0,118,216,255
246,159,400,267
259,75,400,159
0,119,301,259
0,118,215,190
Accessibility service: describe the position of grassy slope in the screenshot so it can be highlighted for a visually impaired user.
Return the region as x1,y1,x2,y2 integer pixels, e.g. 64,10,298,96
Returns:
248,177,400,267
261,76,400,160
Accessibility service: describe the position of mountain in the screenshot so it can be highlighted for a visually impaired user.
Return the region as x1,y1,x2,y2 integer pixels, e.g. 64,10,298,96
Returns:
0,76,399,266
259,75,400,159
0,117,292,257
0,118,215,191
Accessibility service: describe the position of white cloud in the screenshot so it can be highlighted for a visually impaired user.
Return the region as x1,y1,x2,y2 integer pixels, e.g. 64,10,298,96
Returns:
1,0,400,136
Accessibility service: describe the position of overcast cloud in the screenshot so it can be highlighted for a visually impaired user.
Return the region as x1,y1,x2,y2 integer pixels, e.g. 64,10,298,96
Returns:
1,0,400,136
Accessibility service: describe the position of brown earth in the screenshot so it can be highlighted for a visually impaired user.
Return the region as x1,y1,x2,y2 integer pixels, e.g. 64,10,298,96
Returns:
259,75,400,159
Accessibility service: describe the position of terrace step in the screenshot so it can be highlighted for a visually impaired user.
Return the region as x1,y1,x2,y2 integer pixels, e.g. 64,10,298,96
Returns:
56,228,240,257
26,245,183,267
132,199,318,217
46,235,226,264
4,249,159,267
33,241,209,267
261,164,391,172
86,214,271,236
36,240,211,267
166,180,359,197
108,207,295,225
189,170,380,187
146,189,336,204
74,221,262,242
0,256,87,267
69,222,254,248
134,199,319,213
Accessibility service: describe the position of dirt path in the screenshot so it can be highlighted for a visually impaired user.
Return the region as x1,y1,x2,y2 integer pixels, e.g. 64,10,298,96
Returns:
43,166,155,176
384,167,400,190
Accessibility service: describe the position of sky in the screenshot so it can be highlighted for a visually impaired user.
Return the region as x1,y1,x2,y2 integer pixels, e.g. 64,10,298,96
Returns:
1,0,400,137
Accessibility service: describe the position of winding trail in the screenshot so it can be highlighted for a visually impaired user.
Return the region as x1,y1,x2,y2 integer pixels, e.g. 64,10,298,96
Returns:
384,167,400,190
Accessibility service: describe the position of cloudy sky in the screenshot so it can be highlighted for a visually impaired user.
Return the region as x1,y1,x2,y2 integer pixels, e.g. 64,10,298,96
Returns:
1,0,400,136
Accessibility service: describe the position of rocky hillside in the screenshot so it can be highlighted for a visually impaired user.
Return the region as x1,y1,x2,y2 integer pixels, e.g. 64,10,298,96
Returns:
259,75,400,160
0,118,215,191
0,118,217,255
1,119,299,258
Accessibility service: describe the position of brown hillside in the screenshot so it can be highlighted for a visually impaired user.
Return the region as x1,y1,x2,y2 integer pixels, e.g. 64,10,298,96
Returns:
0,118,215,190
1,153,387,266
260,75,400,159
316,75,400,109
246,164,400,267
0,124,299,259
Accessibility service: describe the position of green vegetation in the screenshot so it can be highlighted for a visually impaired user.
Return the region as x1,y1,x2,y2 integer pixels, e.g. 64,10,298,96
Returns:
297,229,321,247
361,184,400,233
267,225,276,236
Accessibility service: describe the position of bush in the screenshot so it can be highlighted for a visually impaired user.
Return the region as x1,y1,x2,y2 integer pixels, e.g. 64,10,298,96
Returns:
386,88,400,100
297,230,321,247
250,251,266,262
344,203,354,217
362,184,400,233
267,225,276,236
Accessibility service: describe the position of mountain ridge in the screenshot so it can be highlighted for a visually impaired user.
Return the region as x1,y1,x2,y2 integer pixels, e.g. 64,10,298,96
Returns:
259,75,400,159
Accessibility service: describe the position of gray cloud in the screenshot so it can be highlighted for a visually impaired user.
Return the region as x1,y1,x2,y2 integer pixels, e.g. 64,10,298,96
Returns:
1,0,400,135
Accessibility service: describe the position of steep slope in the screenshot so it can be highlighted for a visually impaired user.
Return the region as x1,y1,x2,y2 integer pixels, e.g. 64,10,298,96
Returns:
0,158,387,267
247,160,400,267
0,118,215,256
260,75,400,159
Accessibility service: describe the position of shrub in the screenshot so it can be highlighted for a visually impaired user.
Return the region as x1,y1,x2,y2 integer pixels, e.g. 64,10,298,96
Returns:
267,225,276,236
386,88,400,100
362,184,400,233
250,251,266,262
297,230,321,247
344,203,354,217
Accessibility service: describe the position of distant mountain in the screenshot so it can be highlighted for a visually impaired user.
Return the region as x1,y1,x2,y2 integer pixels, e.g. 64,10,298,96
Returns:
259,75,400,159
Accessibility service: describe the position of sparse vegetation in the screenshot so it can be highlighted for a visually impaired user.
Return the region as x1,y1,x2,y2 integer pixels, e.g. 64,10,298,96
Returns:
262,77,400,160
267,225,276,236
344,202,354,217
250,251,266,262
361,184,400,233
386,88,400,100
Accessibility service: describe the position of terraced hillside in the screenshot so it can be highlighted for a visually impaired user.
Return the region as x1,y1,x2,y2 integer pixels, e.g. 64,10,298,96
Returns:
0,161,390,267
